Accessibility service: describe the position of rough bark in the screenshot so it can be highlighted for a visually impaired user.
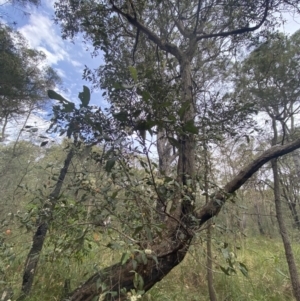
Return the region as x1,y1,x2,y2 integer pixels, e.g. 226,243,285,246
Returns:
156,128,177,176
65,137,300,301
67,236,191,301
18,146,75,299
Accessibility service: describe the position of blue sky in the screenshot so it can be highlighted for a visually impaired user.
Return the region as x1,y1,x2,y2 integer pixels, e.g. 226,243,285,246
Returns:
2,1,300,109
2,0,106,108
1,0,300,145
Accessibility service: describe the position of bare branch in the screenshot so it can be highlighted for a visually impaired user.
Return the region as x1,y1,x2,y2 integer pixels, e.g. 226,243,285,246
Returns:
196,0,269,41
194,0,202,33
110,1,183,60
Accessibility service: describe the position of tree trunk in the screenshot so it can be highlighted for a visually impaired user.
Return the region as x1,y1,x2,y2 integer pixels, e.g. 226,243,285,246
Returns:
254,203,265,235
272,158,300,300
156,127,176,176
65,137,300,301
206,222,217,301
18,146,75,300
281,184,300,230
0,113,9,142
203,126,217,301
68,236,191,301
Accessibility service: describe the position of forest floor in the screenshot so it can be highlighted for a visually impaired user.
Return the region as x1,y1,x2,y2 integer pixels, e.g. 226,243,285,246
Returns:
3,232,300,300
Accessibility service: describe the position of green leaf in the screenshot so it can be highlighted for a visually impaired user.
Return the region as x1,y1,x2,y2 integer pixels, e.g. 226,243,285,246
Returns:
78,85,90,107
221,247,230,260
141,90,150,102
133,226,143,237
105,159,116,172
113,111,129,122
183,120,198,134
121,252,131,265
178,101,190,121
63,102,75,113
111,190,119,199
113,82,124,90
129,66,138,82
48,90,69,104
40,141,48,147
238,262,249,277
145,226,153,241
275,268,288,278
141,253,148,265
133,110,142,118
133,273,144,290
129,259,136,271
168,137,180,148
220,266,230,276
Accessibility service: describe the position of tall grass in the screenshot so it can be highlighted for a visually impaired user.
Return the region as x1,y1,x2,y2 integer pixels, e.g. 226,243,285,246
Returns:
2,232,300,300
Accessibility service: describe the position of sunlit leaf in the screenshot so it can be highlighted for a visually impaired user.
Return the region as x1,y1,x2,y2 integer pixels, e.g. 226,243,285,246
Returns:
129,66,138,82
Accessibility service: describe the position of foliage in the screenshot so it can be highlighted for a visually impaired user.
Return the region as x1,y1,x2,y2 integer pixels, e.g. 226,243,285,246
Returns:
0,25,61,142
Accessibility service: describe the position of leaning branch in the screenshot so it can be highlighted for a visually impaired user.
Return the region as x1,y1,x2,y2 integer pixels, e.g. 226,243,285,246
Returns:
110,1,183,60
196,0,269,41
196,136,300,225
65,136,300,301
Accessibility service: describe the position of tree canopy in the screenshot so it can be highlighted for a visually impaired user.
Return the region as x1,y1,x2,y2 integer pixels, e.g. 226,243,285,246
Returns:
0,25,61,142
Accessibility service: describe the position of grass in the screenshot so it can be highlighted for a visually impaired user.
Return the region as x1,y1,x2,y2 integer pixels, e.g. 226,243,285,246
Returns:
2,232,300,300
142,236,299,301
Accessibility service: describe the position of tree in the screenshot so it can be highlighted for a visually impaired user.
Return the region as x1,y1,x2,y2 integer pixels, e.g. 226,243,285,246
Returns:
0,25,61,142
17,1,299,300
233,30,300,299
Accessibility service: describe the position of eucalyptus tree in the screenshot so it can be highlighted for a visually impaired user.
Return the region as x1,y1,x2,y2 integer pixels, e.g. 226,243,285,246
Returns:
0,25,61,142
35,1,300,300
233,30,300,299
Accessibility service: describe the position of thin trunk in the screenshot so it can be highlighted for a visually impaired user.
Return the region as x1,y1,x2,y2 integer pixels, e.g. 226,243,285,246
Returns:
272,158,300,300
0,113,9,142
12,106,33,155
177,60,195,183
271,117,300,300
281,184,300,230
206,223,217,301
203,126,217,301
177,60,196,223
18,145,75,299
254,203,265,235
292,150,300,179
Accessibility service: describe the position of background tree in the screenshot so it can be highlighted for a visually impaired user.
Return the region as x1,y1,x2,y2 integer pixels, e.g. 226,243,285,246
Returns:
232,30,300,299
0,25,61,143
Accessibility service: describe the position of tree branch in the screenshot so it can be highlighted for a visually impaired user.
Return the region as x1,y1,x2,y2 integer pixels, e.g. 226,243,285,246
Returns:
110,1,183,61
196,135,300,225
196,0,269,41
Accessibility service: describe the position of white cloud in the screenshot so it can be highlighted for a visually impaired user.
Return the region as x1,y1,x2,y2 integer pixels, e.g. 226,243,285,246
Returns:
19,13,69,65
70,59,83,67
44,0,56,10
0,0,9,5
55,68,66,78
278,12,300,34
